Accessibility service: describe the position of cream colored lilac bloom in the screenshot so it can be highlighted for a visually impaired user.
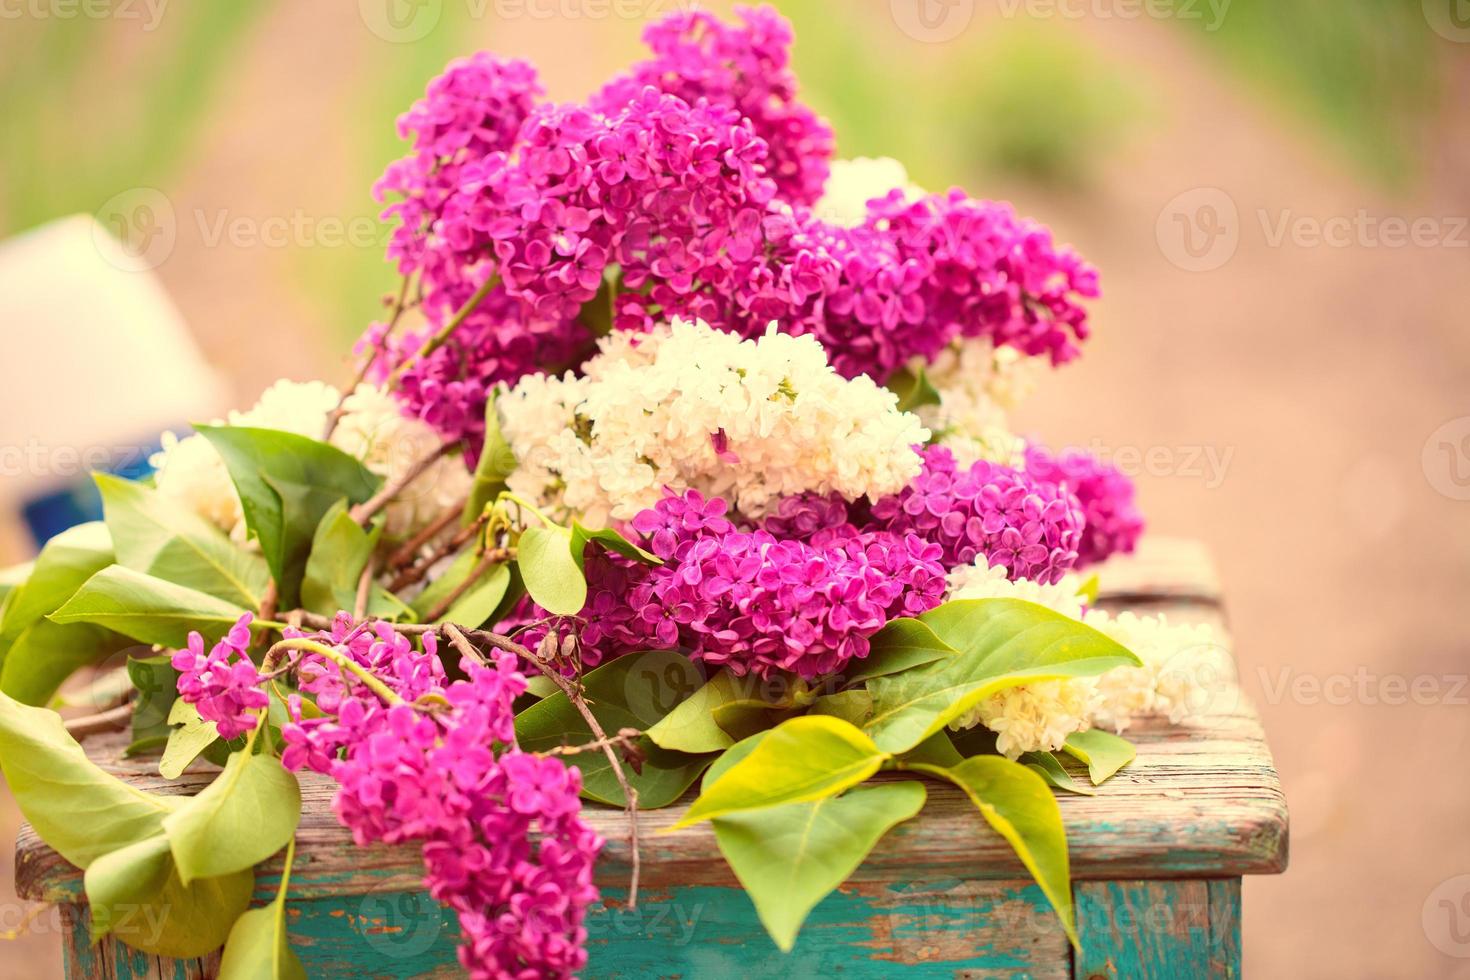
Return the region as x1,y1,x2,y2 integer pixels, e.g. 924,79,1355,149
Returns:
498,318,929,527
151,380,468,541
814,156,925,227
944,559,1232,756
913,337,1043,469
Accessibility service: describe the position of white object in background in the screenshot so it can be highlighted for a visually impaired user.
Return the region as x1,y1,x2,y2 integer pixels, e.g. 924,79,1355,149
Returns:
0,214,226,505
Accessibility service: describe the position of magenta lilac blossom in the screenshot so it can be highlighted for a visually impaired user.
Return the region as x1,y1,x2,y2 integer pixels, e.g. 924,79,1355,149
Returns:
171,613,267,741
865,446,1085,583
591,4,834,205
1023,442,1144,568
276,616,601,979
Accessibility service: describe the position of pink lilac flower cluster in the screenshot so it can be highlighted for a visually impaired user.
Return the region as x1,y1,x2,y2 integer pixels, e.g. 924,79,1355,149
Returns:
1023,442,1144,568
591,5,834,205
272,616,602,979
171,613,267,740
512,490,947,679
864,446,1086,584
366,6,1099,449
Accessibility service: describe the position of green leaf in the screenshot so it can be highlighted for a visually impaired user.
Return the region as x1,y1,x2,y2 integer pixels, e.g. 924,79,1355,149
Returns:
197,425,381,607
887,363,942,412
1062,729,1136,785
219,899,307,980
1075,573,1100,605
96,473,270,610
127,654,180,756
910,755,1077,947
0,619,134,706
901,731,966,769
672,716,890,830
163,749,301,884
845,617,957,684
159,699,220,780
84,833,254,958
808,689,874,728
864,599,1141,754
461,392,517,526
713,782,926,952
0,521,113,661
408,546,478,620
646,669,800,754
569,521,661,572
515,650,711,809
517,525,586,616
84,834,173,937
301,501,411,620
1023,751,1098,796
0,688,175,866
50,565,253,648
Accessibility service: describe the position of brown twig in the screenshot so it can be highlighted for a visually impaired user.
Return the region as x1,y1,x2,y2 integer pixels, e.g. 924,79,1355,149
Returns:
323,276,413,441
538,727,642,759
423,548,511,623
442,624,642,909
64,702,134,738
349,441,458,527
387,515,489,593
353,553,379,622
386,501,466,570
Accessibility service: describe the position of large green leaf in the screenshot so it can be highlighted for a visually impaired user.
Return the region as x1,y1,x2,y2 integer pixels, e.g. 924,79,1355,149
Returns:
517,525,586,615
514,650,711,809
1023,751,1097,797
96,473,270,610
219,893,306,980
569,521,661,572
646,669,801,754
714,781,926,952
163,748,301,884
672,716,890,829
845,617,957,684
0,618,134,706
0,688,175,866
83,833,254,958
909,755,1077,947
864,599,1140,754
301,501,411,620
461,392,516,526
1062,729,1136,785
197,425,381,606
126,654,180,757
0,524,123,700
50,565,253,648
159,699,221,780
0,521,113,660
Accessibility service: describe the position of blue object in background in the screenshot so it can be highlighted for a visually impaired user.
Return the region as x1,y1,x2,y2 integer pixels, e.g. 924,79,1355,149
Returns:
20,435,163,548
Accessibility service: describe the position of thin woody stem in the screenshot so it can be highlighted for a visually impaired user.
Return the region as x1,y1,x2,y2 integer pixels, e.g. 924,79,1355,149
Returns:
442,624,642,909
324,275,414,441
388,274,499,384
349,441,458,527
264,638,405,707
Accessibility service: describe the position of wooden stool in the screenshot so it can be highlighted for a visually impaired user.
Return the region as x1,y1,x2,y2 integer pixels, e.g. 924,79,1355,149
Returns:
13,538,1288,978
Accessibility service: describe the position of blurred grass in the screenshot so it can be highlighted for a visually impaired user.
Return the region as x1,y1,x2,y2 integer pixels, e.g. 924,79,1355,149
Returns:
1160,0,1436,186
0,3,275,230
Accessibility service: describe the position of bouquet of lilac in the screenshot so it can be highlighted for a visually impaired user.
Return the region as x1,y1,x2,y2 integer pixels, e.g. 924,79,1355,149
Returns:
0,8,1230,977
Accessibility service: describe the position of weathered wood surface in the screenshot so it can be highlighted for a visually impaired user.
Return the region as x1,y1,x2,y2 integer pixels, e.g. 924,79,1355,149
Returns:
11,536,1286,978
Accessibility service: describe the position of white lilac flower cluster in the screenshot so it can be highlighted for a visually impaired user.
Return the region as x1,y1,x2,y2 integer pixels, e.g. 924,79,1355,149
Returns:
913,337,1043,470
498,318,929,527
945,560,1233,758
813,156,926,227
151,380,470,541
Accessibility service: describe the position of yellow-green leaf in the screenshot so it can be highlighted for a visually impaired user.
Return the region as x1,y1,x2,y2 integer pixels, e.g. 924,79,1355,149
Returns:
1062,729,1136,785
713,782,926,951
672,716,889,830
911,755,1077,947
864,599,1140,754
163,749,301,884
